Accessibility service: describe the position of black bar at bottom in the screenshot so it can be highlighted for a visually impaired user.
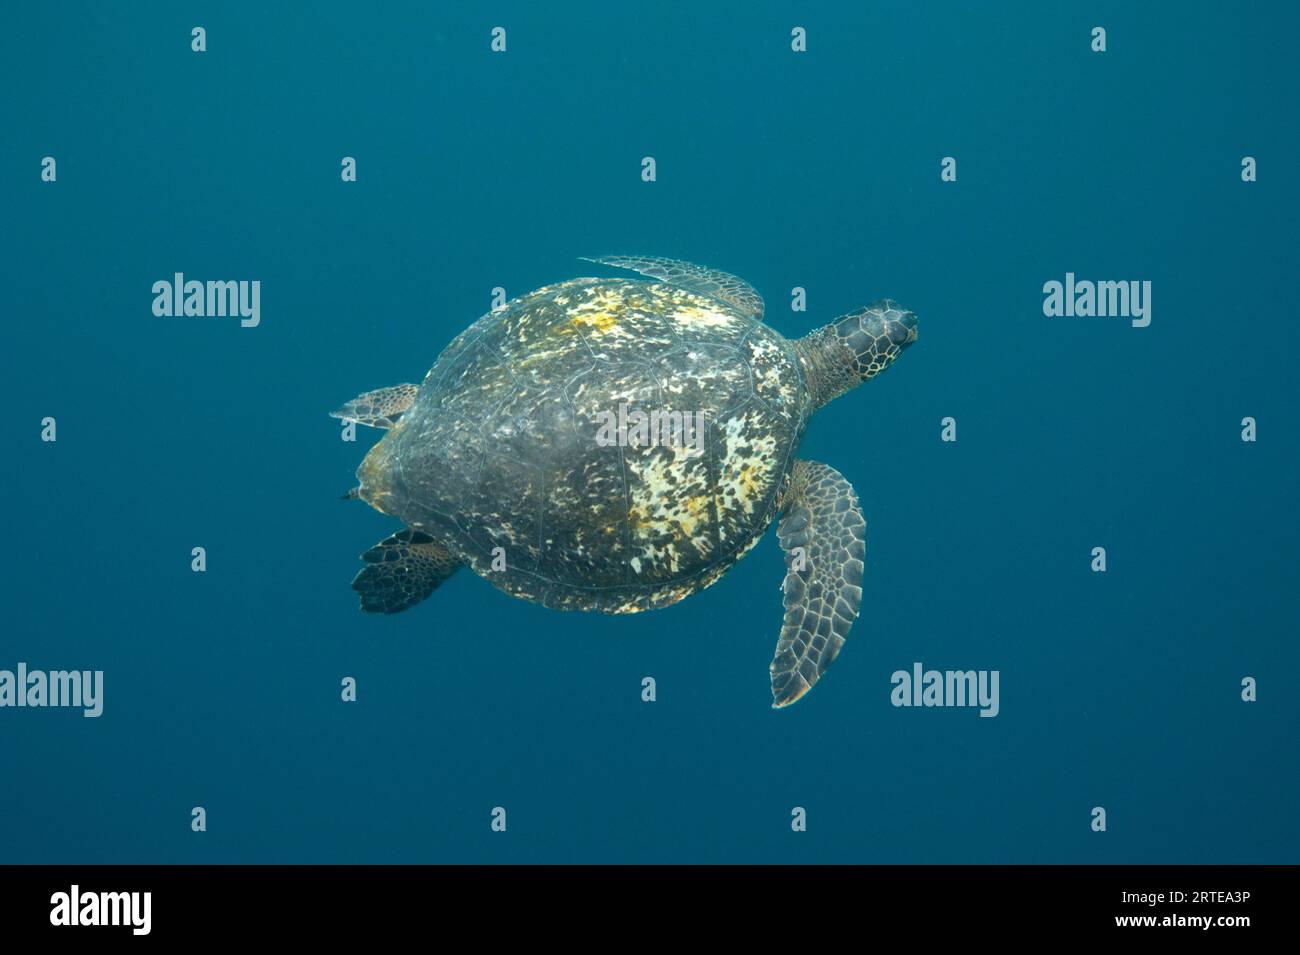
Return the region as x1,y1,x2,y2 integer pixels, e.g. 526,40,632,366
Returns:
0,865,1284,939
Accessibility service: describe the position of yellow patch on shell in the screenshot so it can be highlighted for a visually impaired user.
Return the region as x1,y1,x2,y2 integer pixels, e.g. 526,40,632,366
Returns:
643,284,746,333
669,304,739,329
718,410,780,518
570,310,619,332
564,286,641,337
624,441,714,577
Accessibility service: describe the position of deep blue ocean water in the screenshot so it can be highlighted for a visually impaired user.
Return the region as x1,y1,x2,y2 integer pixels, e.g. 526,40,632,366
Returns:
3,2,1297,863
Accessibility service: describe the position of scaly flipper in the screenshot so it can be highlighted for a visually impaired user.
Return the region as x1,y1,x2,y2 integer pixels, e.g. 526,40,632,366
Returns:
770,460,866,707
352,529,462,614
330,383,420,429
580,255,765,320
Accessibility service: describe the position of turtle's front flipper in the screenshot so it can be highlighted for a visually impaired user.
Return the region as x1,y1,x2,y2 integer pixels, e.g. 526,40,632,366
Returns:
580,255,765,320
330,383,419,429
352,529,462,614
770,460,866,708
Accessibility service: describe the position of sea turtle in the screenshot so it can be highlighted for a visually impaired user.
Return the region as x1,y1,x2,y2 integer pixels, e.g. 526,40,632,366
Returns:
333,256,917,707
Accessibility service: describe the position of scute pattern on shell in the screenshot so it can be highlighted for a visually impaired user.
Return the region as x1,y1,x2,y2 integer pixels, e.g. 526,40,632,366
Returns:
358,278,809,612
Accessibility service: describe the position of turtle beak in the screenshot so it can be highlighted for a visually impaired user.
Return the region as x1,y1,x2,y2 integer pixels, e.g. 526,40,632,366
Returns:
882,302,918,349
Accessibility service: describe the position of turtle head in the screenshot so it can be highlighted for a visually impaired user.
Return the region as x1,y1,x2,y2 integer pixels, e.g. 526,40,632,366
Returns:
795,299,917,411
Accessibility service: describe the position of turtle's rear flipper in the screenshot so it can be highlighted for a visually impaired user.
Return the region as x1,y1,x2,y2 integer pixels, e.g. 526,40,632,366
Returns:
352,529,462,614
331,383,420,430
769,460,866,708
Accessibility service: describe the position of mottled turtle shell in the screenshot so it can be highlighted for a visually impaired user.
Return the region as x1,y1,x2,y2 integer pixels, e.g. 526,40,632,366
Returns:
359,278,808,612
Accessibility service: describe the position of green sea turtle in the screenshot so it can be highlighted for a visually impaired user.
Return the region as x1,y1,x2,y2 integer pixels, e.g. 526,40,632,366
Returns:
333,256,917,707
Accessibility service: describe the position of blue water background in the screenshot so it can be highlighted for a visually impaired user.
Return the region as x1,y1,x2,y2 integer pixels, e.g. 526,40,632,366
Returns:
2,1,1297,862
